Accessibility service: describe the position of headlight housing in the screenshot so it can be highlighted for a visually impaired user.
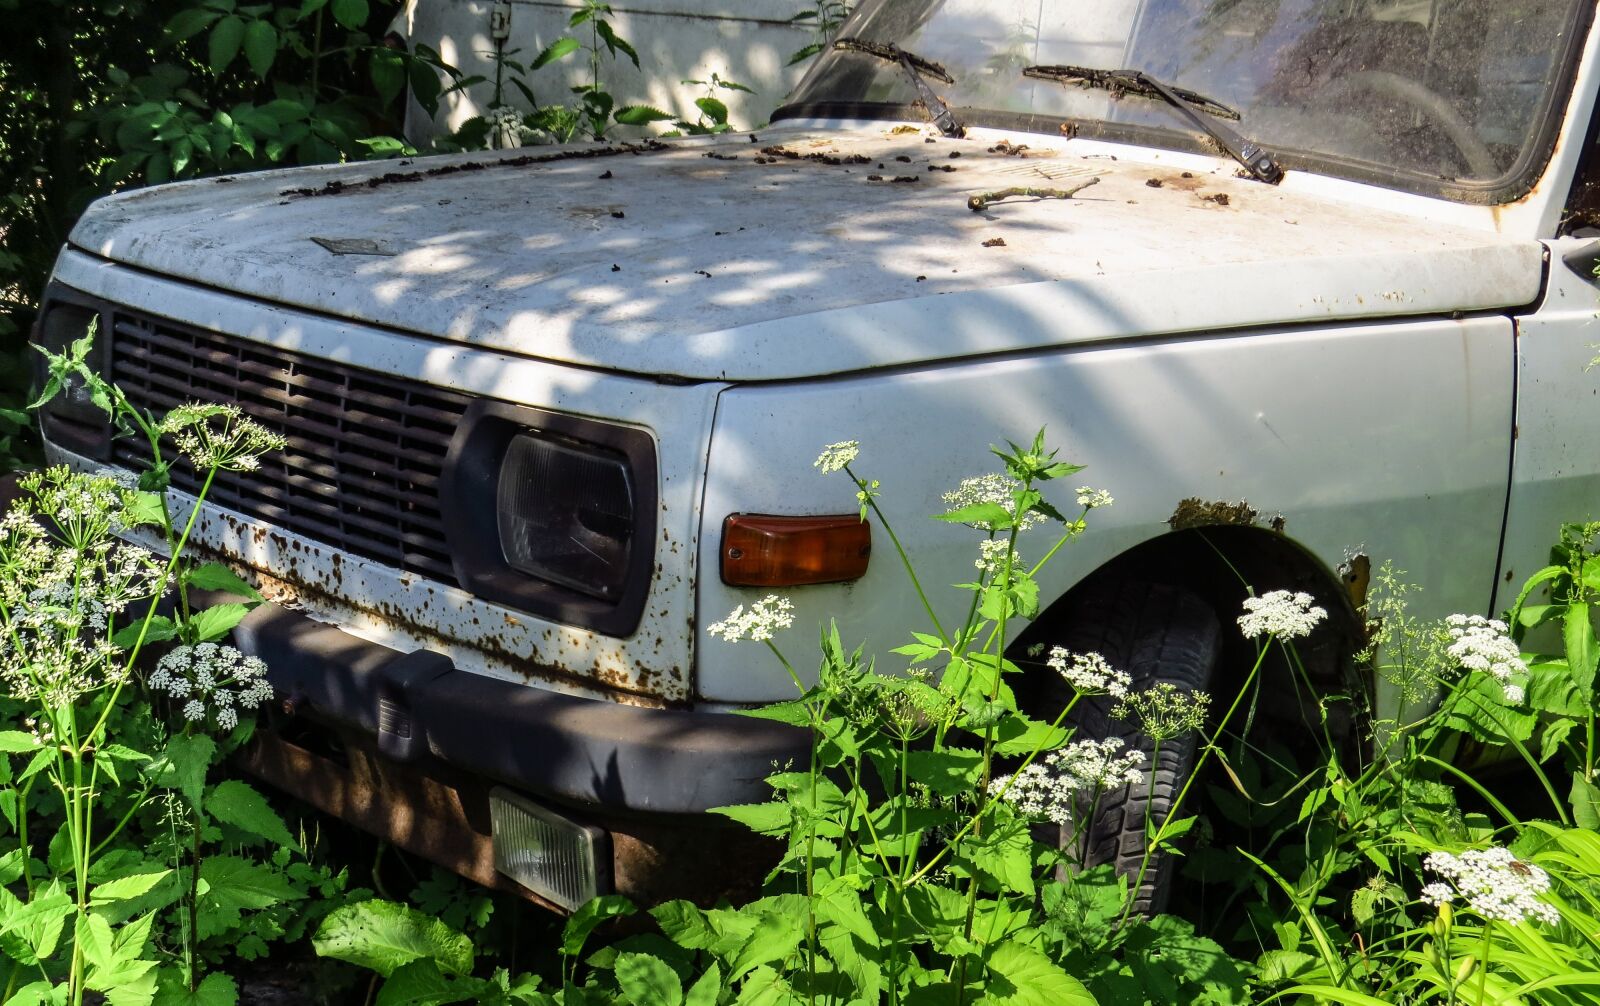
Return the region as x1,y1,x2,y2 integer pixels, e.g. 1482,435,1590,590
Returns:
442,400,657,636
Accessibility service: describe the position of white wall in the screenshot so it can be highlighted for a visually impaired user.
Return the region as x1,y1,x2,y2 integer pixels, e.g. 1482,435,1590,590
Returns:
398,0,819,143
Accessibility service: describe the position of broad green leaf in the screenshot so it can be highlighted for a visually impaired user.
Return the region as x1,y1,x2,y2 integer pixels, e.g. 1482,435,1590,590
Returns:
615,952,683,1006
530,36,581,70
330,0,368,29
651,900,718,951
1567,602,1597,692
146,733,217,810
1541,717,1578,763
152,970,237,1006
710,801,791,836
314,900,472,977
980,940,1095,1006
166,8,220,40
936,503,1012,527
205,780,296,848
1572,771,1600,831
694,96,729,124
242,19,276,77
196,856,304,940
376,959,487,1006
0,882,71,965
191,603,250,642
208,15,245,71
91,871,175,905
562,894,635,957
684,964,722,1006
184,563,262,601
991,714,1068,758
728,910,805,980
0,730,40,754
614,105,675,125
371,50,406,106
113,615,177,650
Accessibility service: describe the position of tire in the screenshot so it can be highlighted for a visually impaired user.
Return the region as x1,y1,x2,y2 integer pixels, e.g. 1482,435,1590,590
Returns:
1027,580,1221,916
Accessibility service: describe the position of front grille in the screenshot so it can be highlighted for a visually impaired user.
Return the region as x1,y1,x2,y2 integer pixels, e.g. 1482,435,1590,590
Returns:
109,311,471,587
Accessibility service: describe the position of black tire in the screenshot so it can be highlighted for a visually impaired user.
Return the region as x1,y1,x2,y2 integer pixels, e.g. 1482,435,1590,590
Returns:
1028,580,1221,915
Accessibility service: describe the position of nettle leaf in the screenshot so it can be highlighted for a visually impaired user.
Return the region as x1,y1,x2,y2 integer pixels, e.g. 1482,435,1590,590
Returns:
614,105,673,125
561,894,636,958
197,856,304,940
205,780,296,848
91,871,175,906
728,910,805,981
0,730,40,754
615,952,683,1006
184,562,263,601
936,502,1012,528
530,35,581,70
711,801,791,837
147,733,217,811
905,748,984,796
982,940,1095,1006
191,603,252,642
314,901,472,978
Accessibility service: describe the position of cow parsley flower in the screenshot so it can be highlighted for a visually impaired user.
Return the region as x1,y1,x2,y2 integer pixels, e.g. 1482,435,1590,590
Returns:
1075,487,1113,509
708,595,795,642
941,473,1044,531
1445,615,1526,705
160,403,286,473
1238,590,1328,640
975,538,1023,576
1422,847,1559,925
150,643,273,731
1115,682,1210,742
989,738,1146,826
486,105,528,149
1047,648,1131,698
813,441,860,474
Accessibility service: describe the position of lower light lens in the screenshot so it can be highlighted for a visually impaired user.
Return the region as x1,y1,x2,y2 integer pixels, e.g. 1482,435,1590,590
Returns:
489,788,608,912
496,433,635,600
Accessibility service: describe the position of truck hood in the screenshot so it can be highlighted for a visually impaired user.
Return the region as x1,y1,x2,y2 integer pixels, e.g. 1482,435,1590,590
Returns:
68,126,1543,381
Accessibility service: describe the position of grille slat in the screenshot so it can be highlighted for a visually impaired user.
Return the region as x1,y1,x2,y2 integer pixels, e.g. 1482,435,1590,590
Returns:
110,314,471,587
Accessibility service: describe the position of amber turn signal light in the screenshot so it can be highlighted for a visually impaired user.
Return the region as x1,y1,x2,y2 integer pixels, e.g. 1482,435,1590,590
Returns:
721,514,871,586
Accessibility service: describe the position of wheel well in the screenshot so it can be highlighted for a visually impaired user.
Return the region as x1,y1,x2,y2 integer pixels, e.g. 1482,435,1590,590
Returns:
1013,526,1370,746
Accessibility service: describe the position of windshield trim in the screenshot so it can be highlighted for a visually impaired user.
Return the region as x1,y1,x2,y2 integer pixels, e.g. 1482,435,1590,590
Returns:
773,2,1595,208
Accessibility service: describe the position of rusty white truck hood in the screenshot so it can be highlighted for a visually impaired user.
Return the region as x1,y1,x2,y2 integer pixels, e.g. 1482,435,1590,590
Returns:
68,125,1543,381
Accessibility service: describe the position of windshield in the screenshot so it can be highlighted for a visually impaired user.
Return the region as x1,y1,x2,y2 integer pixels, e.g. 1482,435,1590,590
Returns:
781,0,1590,200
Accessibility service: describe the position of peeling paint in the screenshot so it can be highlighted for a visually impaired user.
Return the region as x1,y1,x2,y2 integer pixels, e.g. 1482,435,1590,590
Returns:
1167,497,1261,530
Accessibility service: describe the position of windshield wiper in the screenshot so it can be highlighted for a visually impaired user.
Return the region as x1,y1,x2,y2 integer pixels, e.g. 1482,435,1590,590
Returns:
834,37,965,138
1023,65,1282,183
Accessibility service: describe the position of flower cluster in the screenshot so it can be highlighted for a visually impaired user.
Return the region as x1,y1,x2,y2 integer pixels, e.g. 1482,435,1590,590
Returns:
708,595,795,643
1115,682,1211,742
814,441,860,474
149,643,274,731
16,466,146,539
160,403,286,473
941,473,1045,531
975,537,1023,577
875,675,953,739
486,105,529,149
1238,590,1328,640
1075,487,1113,510
989,738,1146,826
1047,648,1132,699
1445,614,1527,704
1422,847,1559,925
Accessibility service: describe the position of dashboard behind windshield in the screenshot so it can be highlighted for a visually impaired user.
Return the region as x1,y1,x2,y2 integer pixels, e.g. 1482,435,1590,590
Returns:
780,0,1591,202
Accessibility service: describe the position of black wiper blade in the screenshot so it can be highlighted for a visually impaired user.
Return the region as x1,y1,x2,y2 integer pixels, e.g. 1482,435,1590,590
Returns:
834,37,964,138
1023,64,1282,183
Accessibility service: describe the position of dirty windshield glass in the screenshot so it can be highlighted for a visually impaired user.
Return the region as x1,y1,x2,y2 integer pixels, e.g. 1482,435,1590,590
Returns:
784,0,1587,198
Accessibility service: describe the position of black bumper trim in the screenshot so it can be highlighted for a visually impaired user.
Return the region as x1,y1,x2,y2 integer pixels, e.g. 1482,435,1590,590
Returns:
231,603,808,815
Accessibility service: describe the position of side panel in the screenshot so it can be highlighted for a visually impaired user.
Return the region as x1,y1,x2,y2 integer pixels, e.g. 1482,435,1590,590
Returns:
698,317,1515,703
1494,239,1600,613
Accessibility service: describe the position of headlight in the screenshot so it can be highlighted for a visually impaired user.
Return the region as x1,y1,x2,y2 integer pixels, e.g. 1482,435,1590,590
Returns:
497,433,634,600
441,400,657,636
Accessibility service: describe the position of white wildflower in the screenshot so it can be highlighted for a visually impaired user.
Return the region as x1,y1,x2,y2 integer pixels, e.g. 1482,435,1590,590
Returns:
1115,682,1211,742
1420,882,1455,907
1423,847,1559,925
1238,590,1328,640
486,105,527,149
1445,614,1527,704
1047,648,1131,698
150,643,272,729
975,538,1023,576
814,441,860,474
1076,487,1113,509
707,595,795,643
160,403,286,473
942,473,1044,531
989,738,1146,827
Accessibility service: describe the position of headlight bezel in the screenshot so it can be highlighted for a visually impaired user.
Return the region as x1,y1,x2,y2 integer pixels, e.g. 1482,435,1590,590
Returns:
441,399,657,636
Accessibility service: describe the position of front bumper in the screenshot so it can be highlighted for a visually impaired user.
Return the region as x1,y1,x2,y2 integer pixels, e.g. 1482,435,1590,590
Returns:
232,601,808,816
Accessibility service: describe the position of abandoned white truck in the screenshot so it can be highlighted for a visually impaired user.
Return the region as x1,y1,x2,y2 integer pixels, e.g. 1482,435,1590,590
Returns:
30,0,1600,913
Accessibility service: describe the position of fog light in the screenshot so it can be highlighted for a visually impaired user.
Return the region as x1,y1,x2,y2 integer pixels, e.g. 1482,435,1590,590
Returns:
489,788,609,911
